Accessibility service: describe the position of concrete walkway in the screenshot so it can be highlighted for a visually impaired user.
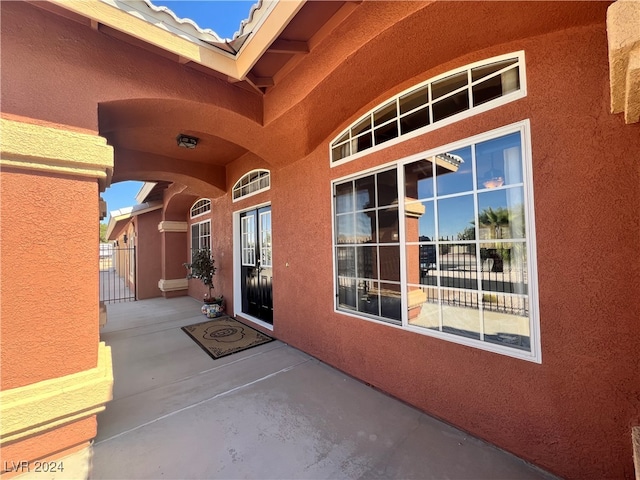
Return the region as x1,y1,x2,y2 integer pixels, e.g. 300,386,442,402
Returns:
93,297,555,480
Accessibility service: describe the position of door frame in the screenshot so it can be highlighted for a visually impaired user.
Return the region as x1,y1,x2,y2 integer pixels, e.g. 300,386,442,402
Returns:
233,201,274,331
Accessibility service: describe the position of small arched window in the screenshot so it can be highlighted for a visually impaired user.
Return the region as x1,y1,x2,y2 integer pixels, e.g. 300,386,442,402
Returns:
330,52,526,165
190,199,211,218
232,169,270,201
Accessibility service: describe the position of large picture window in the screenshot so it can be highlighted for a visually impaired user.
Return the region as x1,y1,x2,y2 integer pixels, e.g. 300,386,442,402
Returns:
333,121,539,361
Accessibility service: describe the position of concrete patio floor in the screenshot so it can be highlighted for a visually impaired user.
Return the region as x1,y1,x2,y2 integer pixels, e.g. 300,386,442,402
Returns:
93,297,556,480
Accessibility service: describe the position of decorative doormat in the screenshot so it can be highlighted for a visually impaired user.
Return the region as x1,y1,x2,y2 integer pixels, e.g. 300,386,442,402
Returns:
181,316,274,360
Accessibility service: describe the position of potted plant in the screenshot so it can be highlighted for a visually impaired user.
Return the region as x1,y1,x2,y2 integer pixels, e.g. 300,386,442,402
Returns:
183,248,224,316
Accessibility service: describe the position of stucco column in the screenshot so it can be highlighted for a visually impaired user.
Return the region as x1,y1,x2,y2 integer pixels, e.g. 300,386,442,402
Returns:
405,200,428,322
157,221,189,297
0,115,114,478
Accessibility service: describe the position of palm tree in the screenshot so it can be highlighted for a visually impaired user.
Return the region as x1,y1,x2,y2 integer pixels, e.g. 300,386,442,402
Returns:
478,207,510,239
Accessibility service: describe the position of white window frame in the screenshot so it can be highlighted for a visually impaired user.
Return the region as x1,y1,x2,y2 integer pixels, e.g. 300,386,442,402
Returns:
331,120,540,363
259,210,272,268
232,201,274,332
190,198,211,218
191,219,211,261
232,169,271,202
330,52,527,167
241,214,256,266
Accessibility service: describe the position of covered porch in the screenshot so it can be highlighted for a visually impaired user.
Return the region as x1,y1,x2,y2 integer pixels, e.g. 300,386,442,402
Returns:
94,297,555,479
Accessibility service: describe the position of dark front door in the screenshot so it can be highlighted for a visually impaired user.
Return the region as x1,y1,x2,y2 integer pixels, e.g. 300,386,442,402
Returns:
240,206,273,324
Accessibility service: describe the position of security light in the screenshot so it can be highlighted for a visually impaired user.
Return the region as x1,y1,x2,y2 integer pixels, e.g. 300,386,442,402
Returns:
177,134,198,149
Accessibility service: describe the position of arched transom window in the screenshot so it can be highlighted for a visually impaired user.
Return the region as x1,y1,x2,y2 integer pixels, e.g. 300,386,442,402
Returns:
330,52,526,165
190,199,211,218
233,169,270,201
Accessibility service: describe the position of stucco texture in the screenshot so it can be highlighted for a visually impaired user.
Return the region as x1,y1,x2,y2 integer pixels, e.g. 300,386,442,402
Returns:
170,20,639,480
134,209,162,300
1,418,95,476
2,1,639,479
266,25,640,480
0,169,99,390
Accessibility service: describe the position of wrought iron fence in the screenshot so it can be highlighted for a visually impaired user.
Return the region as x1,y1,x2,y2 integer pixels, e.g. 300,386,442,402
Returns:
419,242,528,317
99,244,136,303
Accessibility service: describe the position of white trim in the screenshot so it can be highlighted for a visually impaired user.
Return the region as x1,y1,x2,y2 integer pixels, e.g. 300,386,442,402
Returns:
232,169,271,202
241,214,256,266
330,51,527,167
331,120,540,363
232,201,272,326
259,210,272,268
158,278,188,292
158,221,188,233
190,198,211,218
135,182,156,204
190,218,211,252
236,313,274,332
106,201,163,239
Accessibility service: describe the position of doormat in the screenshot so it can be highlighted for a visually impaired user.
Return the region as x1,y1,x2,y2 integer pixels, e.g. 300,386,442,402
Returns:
181,316,274,360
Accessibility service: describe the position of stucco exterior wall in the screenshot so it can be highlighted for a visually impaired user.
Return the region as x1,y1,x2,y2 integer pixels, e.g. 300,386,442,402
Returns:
198,23,640,480
2,1,638,478
0,169,99,390
0,2,260,133
134,209,162,300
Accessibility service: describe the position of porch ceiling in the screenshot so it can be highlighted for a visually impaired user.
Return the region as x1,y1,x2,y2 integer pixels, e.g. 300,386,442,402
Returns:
105,127,248,166
33,0,615,196
38,0,352,94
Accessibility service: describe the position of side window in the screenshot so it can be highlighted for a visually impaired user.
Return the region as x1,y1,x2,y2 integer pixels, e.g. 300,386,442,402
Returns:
334,168,402,323
191,220,211,260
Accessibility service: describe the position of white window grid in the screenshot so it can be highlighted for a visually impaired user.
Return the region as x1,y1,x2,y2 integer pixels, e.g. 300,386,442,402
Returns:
233,170,271,201
260,211,272,267
241,215,256,266
334,168,402,322
330,52,526,166
191,220,211,257
331,120,540,363
190,199,211,218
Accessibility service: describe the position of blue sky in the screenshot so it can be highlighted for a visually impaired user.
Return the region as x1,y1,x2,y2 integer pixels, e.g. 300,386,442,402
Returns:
101,1,255,221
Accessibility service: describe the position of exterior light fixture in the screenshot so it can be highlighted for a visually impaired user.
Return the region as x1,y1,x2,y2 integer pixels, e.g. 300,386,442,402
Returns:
123,234,128,244
177,134,198,149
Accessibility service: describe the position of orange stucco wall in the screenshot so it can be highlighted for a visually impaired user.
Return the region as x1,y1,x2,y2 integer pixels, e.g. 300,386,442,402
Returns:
0,169,99,390
287,26,639,479
1,417,95,476
188,24,640,480
0,2,260,133
2,1,639,479
134,209,162,300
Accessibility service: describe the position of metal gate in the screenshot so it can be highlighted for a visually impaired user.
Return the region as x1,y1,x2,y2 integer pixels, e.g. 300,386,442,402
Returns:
99,244,136,303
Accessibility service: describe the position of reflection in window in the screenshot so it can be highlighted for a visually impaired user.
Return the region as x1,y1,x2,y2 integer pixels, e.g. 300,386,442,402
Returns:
335,124,537,360
334,168,401,323
241,216,255,266
330,53,525,163
260,211,272,267
191,220,211,262
404,129,532,354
